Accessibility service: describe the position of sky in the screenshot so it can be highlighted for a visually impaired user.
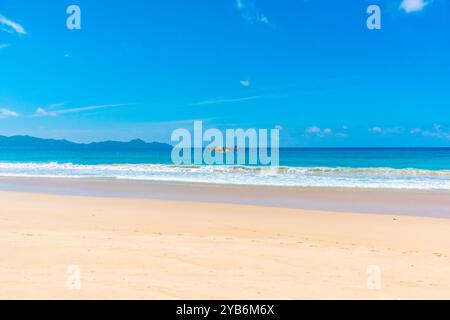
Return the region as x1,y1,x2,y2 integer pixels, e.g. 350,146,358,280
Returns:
0,0,449,147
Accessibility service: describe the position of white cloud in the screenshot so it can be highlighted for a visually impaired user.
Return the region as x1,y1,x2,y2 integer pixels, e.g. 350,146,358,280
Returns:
369,126,402,134
400,0,429,13
306,126,321,134
190,95,262,106
47,102,67,109
33,103,131,117
370,126,383,133
0,14,26,35
369,125,450,140
235,0,270,25
34,107,54,117
413,124,450,140
240,80,250,87
0,43,10,49
32,102,67,116
0,108,20,119
305,126,345,138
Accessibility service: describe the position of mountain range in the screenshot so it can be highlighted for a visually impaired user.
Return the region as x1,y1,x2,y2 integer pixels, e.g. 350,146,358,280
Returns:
0,135,173,152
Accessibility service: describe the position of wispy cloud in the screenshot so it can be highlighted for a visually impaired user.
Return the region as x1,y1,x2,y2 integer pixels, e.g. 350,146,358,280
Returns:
410,124,450,140
369,126,402,134
190,95,262,106
0,43,10,49
191,88,328,107
0,14,26,35
47,102,67,110
33,103,132,117
0,108,20,119
235,0,270,25
399,0,429,13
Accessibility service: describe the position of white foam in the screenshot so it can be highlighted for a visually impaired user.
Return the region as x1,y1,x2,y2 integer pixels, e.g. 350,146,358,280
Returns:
0,162,450,190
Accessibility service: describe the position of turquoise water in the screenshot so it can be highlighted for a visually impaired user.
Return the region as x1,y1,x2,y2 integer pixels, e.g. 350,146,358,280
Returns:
1,148,450,189
1,148,450,169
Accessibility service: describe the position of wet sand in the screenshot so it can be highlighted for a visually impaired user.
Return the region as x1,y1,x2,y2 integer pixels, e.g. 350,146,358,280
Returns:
1,176,450,218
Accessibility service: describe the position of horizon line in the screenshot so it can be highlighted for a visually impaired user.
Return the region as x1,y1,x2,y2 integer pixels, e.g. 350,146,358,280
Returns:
1,134,450,149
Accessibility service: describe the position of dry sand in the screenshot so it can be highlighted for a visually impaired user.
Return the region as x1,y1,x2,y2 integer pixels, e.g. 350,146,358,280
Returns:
0,190,449,299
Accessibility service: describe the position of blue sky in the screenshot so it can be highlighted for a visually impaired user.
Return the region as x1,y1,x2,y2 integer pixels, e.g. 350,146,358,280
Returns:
0,0,449,147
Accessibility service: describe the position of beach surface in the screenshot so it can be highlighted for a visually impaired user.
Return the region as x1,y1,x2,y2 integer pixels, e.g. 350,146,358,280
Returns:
1,181,449,299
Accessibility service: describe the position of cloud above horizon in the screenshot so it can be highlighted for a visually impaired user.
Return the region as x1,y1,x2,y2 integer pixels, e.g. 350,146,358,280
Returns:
369,126,403,134
399,0,429,13
0,108,20,119
410,124,450,140
190,95,262,106
33,103,132,117
304,126,347,138
235,0,270,25
0,14,26,35
240,80,250,87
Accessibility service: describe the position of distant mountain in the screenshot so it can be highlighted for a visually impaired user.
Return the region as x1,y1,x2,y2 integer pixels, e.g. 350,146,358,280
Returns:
0,135,173,152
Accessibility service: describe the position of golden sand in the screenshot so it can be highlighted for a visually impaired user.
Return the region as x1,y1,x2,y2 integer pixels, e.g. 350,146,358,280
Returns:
0,191,449,299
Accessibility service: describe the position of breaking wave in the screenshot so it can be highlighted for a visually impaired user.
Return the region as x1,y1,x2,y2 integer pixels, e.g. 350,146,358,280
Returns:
0,162,450,190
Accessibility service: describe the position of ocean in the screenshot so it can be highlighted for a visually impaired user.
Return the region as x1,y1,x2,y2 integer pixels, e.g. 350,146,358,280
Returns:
0,148,450,190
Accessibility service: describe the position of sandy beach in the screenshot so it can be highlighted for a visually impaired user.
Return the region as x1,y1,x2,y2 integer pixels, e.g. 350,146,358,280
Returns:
2,0,449,303
1,182,449,300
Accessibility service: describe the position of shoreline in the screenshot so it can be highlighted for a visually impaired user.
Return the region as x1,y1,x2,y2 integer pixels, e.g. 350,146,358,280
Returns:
1,176,450,218
1,190,449,299
1,161,450,190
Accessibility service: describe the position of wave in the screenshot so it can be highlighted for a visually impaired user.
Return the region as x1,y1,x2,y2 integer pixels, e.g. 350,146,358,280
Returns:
0,162,450,190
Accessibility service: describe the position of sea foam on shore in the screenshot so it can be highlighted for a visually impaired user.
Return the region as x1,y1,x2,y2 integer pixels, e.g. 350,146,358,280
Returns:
1,162,450,190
